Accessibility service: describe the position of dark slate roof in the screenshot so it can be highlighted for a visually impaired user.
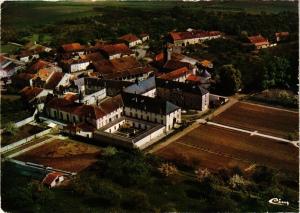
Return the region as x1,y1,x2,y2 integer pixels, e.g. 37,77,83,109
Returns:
122,92,180,115
84,77,133,90
123,77,156,95
200,70,211,78
156,78,208,96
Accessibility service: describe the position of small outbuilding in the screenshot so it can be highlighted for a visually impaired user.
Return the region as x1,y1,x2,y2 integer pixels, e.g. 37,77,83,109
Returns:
42,172,64,188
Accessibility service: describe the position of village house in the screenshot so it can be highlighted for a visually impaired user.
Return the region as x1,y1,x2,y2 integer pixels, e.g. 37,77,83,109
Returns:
122,92,181,132
18,50,40,63
123,77,156,97
248,35,270,49
119,34,142,48
169,30,222,47
156,78,209,111
45,94,123,131
275,32,289,42
20,86,53,110
60,58,91,73
12,72,36,89
97,43,134,60
42,172,64,188
158,67,191,82
58,43,86,59
90,56,153,81
29,59,62,74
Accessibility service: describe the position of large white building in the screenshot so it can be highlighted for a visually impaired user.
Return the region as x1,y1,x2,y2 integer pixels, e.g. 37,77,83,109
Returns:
122,92,181,132
45,94,123,130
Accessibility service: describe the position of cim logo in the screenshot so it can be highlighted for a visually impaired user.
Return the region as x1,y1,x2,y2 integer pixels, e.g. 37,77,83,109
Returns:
268,198,289,206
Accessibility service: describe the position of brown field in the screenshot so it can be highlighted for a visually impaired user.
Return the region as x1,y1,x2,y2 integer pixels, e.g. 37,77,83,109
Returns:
155,125,298,173
212,102,299,139
15,139,102,172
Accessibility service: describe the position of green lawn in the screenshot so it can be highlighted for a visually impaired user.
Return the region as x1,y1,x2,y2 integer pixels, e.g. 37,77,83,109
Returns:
1,1,297,30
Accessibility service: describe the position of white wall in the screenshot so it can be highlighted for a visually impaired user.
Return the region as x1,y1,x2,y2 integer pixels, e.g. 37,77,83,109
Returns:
70,61,90,73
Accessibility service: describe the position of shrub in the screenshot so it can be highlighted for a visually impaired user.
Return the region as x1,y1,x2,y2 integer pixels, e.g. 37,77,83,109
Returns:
102,146,118,157
195,168,211,182
158,163,178,177
5,122,18,135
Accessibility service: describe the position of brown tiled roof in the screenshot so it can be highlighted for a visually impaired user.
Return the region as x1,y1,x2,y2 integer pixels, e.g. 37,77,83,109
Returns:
15,73,36,81
170,30,221,41
30,60,52,72
19,86,43,102
99,94,123,114
159,67,189,80
61,43,83,52
92,56,143,78
163,60,191,71
200,60,213,68
79,52,104,62
42,172,63,186
98,43,133,56
63,93,79,102
44,72,64,90
119,34,140,43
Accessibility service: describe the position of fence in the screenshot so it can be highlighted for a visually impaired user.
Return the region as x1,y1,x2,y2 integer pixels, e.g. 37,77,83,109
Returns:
1,128,52,153
14,109,38,128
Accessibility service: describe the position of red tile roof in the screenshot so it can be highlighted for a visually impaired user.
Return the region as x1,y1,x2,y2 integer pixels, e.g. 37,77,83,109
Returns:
163,60,191,71
30,60,52,72
46,95,123,120
20,86,43,102
98,43,133,56
170,30,221,41
63,93,79,102
61,43,83,52
119,34,140,43
42,172,64,186
93,56,142,78
248,35,269,46
159,67,190,80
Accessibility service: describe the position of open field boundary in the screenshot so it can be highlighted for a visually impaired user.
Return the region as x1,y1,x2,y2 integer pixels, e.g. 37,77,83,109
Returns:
206,121,298,146
1,128,52,154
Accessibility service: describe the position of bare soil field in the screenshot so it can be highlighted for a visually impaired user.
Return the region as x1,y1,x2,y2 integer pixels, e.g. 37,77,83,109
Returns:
155,125,298,173
15,139,102,172
212,102,299,139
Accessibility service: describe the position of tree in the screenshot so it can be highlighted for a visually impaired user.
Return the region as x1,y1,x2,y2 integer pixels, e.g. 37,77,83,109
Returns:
217,64,242,95
195,168,211,182
102,146,118,157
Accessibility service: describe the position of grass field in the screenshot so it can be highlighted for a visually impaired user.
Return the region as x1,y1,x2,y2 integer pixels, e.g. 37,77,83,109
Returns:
15,138,102,172
155,125,298,173
1,1,297,29
1,124,46,147
212,102,299,139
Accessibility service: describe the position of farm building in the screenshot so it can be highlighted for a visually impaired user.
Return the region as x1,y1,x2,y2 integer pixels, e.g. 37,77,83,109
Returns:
169,30,222,47
248,35,270,49
119,34,142,48
42,172,64,188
